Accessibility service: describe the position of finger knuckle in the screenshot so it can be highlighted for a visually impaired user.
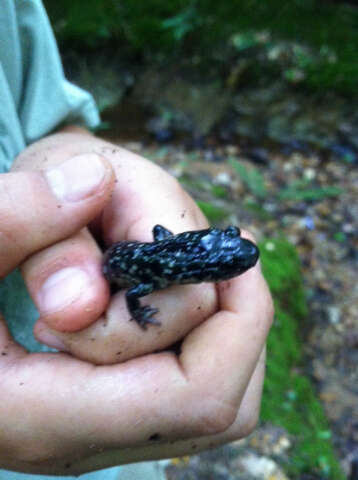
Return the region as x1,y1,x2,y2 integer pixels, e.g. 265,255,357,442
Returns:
191,396,238,435
4,442,58,466
238,409,260,438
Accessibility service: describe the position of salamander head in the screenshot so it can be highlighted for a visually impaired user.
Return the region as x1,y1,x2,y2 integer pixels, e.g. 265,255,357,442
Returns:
199,226,259,277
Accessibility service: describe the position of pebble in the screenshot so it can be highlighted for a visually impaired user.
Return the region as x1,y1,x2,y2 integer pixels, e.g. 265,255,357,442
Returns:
225,145,239,156
215,171,231,185
315,203,331,217
350,458,358,480
304,167,316,180
343,223,355,234
239,453,290,480
326,306,341,325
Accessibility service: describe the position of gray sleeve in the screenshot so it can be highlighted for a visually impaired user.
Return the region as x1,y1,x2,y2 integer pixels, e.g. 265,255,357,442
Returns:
0,0,100,172
0,0,101,344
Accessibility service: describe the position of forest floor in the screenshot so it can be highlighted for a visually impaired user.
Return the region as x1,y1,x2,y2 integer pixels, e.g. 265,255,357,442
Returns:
103,136,357,480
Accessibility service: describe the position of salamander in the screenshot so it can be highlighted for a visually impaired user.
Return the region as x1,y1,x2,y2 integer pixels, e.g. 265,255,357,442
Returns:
103,225,259,329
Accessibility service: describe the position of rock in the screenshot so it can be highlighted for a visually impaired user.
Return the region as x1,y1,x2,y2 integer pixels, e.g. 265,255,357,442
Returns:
65,54,133,111
133,70,231,136
245,425,292,457
238,453,290,480
326,305,341,325
242,147,270,165
330,144,358,164
303,167,316,180
350,457,358,480
215,172,232,186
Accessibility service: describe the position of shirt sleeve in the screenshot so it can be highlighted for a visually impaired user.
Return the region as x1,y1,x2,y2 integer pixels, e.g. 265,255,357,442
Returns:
17,0,100,141
0,0,101,345
0,0,100,172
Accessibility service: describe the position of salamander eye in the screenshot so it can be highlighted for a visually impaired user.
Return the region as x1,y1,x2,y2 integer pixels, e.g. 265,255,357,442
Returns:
225,226,240,237
200,232,220,251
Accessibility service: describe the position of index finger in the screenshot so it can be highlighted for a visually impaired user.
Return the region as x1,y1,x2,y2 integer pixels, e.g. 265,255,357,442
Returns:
0,154,114,278
98,145,207,243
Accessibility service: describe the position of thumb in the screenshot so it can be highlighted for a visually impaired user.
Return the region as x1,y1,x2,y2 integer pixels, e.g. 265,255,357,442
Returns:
0,153,114,278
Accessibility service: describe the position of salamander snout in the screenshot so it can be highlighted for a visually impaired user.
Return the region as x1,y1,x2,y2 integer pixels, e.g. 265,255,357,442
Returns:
236,238,260,269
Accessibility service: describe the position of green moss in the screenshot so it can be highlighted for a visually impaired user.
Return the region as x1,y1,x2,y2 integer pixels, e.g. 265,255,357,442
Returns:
244,200,273,221
260,239,307,322
178,175,231,222
229,158,267,199
278,181,342,202
259,238,345,479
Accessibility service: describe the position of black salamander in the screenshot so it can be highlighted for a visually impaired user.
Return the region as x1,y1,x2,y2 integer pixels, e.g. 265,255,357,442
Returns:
103,225,259,329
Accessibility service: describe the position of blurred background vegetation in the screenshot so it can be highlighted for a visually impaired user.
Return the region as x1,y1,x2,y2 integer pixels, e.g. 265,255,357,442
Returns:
45,0,358,93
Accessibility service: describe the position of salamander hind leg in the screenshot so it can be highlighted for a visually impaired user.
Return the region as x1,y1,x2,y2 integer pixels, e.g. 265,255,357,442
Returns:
126,284,160,329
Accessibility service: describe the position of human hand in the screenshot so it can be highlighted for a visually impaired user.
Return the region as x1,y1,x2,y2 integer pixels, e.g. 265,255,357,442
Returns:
1,129,273,474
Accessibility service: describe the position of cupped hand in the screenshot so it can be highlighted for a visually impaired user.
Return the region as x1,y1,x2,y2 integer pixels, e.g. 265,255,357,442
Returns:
0,128,273,475
14,129,221,364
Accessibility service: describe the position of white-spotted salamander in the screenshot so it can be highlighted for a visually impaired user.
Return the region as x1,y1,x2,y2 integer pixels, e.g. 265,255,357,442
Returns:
103,225,259,329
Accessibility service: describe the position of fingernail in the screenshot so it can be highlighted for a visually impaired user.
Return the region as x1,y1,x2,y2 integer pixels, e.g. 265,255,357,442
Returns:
46,153,106,202
37,267,93,314
35,327,67,351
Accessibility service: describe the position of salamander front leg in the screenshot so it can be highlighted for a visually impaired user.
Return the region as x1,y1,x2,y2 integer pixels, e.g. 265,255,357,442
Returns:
125,284,160,329
152,224,173,241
